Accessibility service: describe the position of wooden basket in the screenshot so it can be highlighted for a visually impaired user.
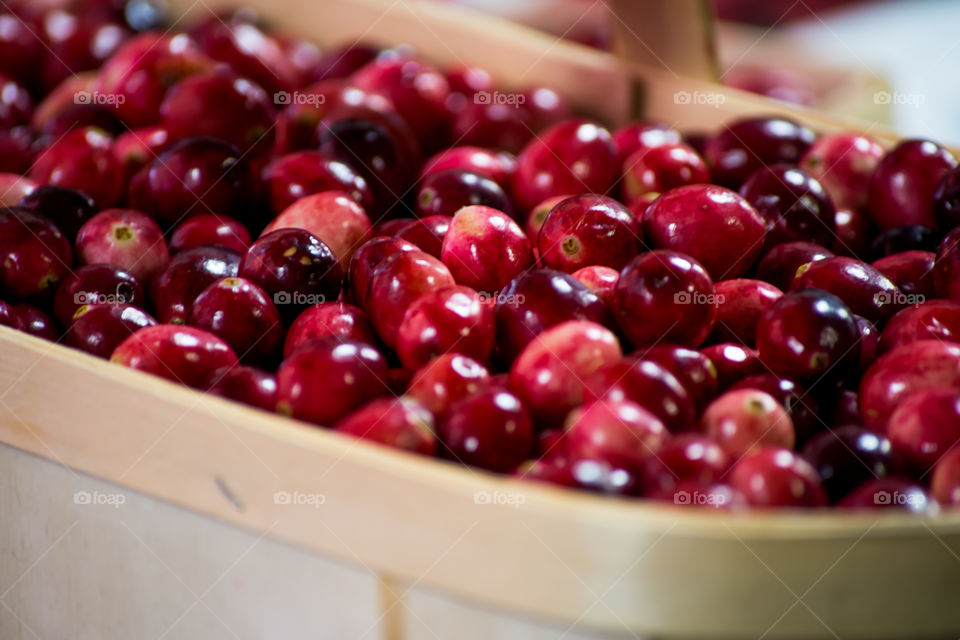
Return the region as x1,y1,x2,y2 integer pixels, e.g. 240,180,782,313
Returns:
2,1,959,639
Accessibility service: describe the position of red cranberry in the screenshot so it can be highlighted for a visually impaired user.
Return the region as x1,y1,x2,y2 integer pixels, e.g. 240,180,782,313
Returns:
417,168,513,219
276,336,391,426
565,399,667,473
756,289,860,383
513,119,618,211
0,208,73,299
622,142,710,201
801,425,902,502
396,285,494,371
405,353,490,421
832,207,873,259
878,301,960,353
420,146,517,190
151,246,240,324
730,374,820,444
633,345,718,413
871,225,940,260
261,151,372,214
53,263,143,326
38,12,131,92
66,303,156,359
643,185,765,279
799,132,884,210
283,302,376,358
612,120,682,165
859,340,960,432
729,447,827,507
75,208,168,283
790,256,904,325
755,241,834,291
169,214,250,255
16,185,95,243
111,324,237,389
832,389,862,426
0,127,35,174
38,103,125,143
585,357,696,432
29,127,124,208
839,477,936,513
525,195,569,241
112,125,171,177
740,164,836,249
508,320,622,428
440,205,533,295
0,12,43,87
335,397,436,456
369,217,412,237
701,343,764,390
934,227,960,299
868,139,958,230
347,236,419,304
0,299,21,330
639,434,730,495
208,365,277,412
704,116,815,188
854,314,879,372
613,250,717,348
314,42,379,81
887,388,960,474
450,100,533,156
521,86,571,131
538,195,641,273
711,278,783,346
571,266,619,307
396,216,449,258
519,456,642,496
239,228,343,321
12,303,58,341
934,166,960,231
872,250,936,300
702,389,795,456
440,388,534,473
932,447,960,506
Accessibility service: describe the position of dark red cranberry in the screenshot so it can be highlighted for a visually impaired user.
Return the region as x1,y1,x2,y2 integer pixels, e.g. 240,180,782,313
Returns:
832,389,862,426
802,425,902,502
17,185,96,242
932,447,960,506
872,250,936,299
564,399,667,474
284,302,376,358
67,303,156,359
887,388,960,474
111,324,238,389
538,195,641,273
731,374,820,444
396,216,449,259
187,277,283,365
416,169,512,219
0,126,35,174
335,397,436,455
585,357,696,432
839,477,936,513
799,132,884,211
755,241,834,291
0,299,21,330
420,146,517,191
347,236,418,305
710,278,783,346
151,246,241,324
790,256,904,325
261,150,372,214
934,166,960,231
740,164,836,249
870,225,940,259
0,208,73,299
730,447,827,507
934,227,960,299
878,301,960,353
208,365,277,412
622,142,710,201
0,72,31,126
869,139,957,230
169,214,251,254
396,285,494,371
53,264,143,326
12,303,58,341
632,344,718,412
405,353,490,421
29,127,124,208
639,434,730,496
0,12,43,87
701,343,764,391
571,266,619,307
440,388,534,473
854,314,879,372
704,116,815,188
440,205,533,295
519,456,642,496
832,207,873,259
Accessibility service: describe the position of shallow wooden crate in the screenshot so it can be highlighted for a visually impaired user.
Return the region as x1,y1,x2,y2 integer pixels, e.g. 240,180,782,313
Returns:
2,1,960,639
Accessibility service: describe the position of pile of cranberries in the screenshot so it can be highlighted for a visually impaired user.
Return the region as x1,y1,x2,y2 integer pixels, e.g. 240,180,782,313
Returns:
1,1,959,513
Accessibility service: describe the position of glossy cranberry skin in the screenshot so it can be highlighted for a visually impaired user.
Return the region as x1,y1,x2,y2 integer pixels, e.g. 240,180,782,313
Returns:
612,120,683,165
111,324,238,389
208,365,277,412
405,353,490,421
790,256,903,325
17,185,96,243
420,146,517,190
75,208,168,283
396,286,494,371
614,250,717,348
585,358,696,432
29,127,124,208
334,397,436,456
53,264,143,326
0,300,20,330
731,374,820,444
449,100,534,156
872,140,960,229
571,266,619,307
11,303,57,341
37,12,130,92
0,206,73,300
151,246,240,324
859,340,960,432
701,343,764,390
347,236,419,304
839,477,937,513
756,241,834,291
740,164,836,250
262,151,372,214
192,16,297,94
519,456,641,496
730,447,828,507
832,208,873,259
440,388,534,473
711,279,783,346
513,119,618,211
365,250,455,349
525,195,569,241
396,216,449,258
702,389,795,456
887,388,960,474
538,195,640,273
622,142,710,201
801,425,902,502
0,12,43,87
509,320,622,428
0,126,35,174
416,169,512,219
934,227,960,299
276,336,390,426
283,302,376,358
440,205,533,295
113,125,171,177
854,314,880,372
187,277,283,366
878,301,960,353
639,434,730,495
66,303,156,359
704,117,816,188
643,185,765,279
167,215,248,255
239,229,343,321
872,250,936,299
565,399,667,474
934,166,960,231
799,132,884,210
128,137,251,225
633,345,718,412
932,447,960,506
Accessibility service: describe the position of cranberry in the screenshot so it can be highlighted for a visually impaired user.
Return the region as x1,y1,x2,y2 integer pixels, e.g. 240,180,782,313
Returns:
67,303,156,359
585,357,696,432
525,195,569,240
440,205,533,295
440,388,534,473
53,263,143,326
261,151,372,214
0,127,35,174
704,116,815,188
622,142,710,201
420,146,517,190
111,324,238,389
701,343,764,390
314,42,379,81
643,185,765,279
729,447,827,507
633,345,718,412
931,447,960,506
151,245,240,324
613,250,717,348
854,314,880,372
710,278,783,346
335,397,436,456
508,320,622,428
0,299,21,330
38,12,130,92
283,302,376,358
239,228,343,321
702,389,794,456
639,434,730,495
832,207,873,259
396,285,494,370
17,185,96,242
832,389,862,426
565,399,667,474
187,277,283,365
730,374,820,444
859,340,960,432
871,225,940,260
128,136,251,226
518,456,643,496
740,164,836,249
346,236,418,304
370,218,412,237
394,216,448,259
839,477,936,513
790,256,903,325
405,353,490,421
208,365,277,412
75,208,168,283
869,140,958,229
450,100,533,155
801,425,902,502
887,388,960,474
934,166,960,231
872,250,936,299
571,266,619,307
416,168,513,219
755,241,834,291
612,120,683,165
29,127,124,208
513,119,618,211
0,208,73,299
538,195,641,273
878,301,960,353
799,132,884,210
191,16,297,95
12,303,58,341
112,125,171,177
934,227,960,299
169,214,251,255
276,336,390,426
0,12,43,87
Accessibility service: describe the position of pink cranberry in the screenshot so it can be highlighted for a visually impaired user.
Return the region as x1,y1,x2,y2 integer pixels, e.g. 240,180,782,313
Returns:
755,241,834,291
932,447,960,506
622,142,710,201
585,357,696,432
75,208,169,283
801,425,903,502
868,139,958,230
832,207,873,259
878,301,960,353
440,388,534,473
0,208,73,299
613,250,717,348
702,389,795,456
711,278,783,346
799,132,885,210
634,345,718,413
29,127,123,208
538,195,641,273
347,236,419,304
440,205,533,295
643,185,765,279
525,195,570,240
701,343,763,390
612,120,683,165
420,146,517,189
704,116,815,188
416,168,513,219
17,185,96,243
208,365,277,412
872,250,936,300
730,374,820,444
839,477,937,513
887,388,960,474
111,324,238,389
53,263,143,326
335,397,436,456
740,164,836,249
396,285,494,371
66,303,156,359
508,320,622,428
396,216,449,258
276,336,391,426
730,447,827,507
283,302,376,358
571,265,619,307
639,434,730,495
565,399,667,473
790,256,904,325
405,353,491,421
